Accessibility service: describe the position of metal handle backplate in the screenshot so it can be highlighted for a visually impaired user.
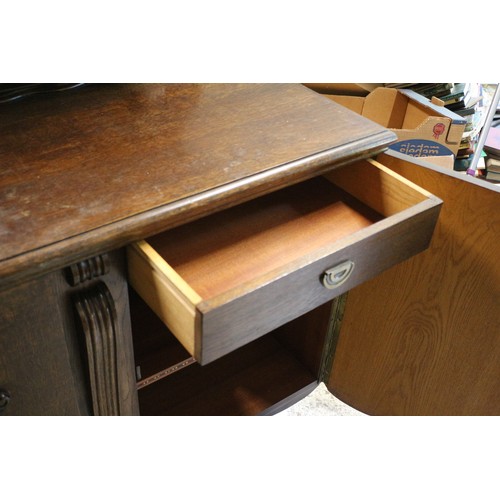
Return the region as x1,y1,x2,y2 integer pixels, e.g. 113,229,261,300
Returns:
0,388,11,413
322,260,355,289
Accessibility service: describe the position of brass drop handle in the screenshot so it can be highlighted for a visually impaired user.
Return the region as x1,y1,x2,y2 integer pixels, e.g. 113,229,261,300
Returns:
322,260,355,289
0,388,11,413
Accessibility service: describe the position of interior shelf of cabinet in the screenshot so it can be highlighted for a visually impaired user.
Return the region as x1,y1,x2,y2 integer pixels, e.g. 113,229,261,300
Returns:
129,288,327,416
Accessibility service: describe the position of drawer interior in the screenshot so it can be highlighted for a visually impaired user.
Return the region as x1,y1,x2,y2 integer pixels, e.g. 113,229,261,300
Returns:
130,288,332,416
142,158,431,303
146,173,384,301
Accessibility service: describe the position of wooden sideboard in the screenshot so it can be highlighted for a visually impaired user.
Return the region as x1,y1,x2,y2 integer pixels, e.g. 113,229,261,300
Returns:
0,84,442,415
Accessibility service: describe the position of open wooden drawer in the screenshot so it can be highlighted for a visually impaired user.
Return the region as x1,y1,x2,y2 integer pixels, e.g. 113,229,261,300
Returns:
127,158,442,365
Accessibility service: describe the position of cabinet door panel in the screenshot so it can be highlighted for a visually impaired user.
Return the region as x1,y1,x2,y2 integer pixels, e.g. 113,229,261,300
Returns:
0,272,87,415
328,151,500,416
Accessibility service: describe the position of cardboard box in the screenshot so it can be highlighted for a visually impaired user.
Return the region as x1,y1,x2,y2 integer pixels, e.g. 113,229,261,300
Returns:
323,87,466,157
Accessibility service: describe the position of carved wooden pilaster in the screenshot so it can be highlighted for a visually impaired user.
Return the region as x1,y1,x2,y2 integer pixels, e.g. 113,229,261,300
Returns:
73,282,120,416
66,254,110,286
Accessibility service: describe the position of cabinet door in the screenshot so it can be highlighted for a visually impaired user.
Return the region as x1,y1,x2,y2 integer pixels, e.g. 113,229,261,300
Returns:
327,151,500,415
0,272,87,415
0,250,139,416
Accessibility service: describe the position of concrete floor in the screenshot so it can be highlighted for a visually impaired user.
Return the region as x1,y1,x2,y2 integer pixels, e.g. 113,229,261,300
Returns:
276,382,366,416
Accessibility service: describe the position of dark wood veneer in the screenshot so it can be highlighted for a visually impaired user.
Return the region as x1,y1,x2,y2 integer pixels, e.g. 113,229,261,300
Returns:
0,84,396,289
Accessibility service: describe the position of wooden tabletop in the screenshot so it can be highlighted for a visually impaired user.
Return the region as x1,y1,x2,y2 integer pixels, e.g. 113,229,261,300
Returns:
0,83,395,287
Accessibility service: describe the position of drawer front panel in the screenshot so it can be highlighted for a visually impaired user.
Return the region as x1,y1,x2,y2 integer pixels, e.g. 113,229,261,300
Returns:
198,204,440,364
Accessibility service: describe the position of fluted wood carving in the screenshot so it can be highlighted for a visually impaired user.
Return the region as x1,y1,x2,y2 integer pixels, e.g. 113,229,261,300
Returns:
73,282,120,416
67,254,110,286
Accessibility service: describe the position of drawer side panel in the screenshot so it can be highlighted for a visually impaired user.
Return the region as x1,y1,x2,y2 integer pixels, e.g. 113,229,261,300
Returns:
127,243,198,356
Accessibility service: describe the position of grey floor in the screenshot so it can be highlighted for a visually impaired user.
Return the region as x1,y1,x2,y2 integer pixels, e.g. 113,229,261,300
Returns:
276,382,366,416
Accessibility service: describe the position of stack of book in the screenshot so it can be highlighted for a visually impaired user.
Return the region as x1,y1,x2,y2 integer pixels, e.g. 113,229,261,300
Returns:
442,84,486,171
383,83,454,99
484,125,500,183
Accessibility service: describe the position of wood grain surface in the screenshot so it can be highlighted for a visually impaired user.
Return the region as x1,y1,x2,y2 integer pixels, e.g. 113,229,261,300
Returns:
147,176,382,299
328,151,500,415
0,83,395,289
